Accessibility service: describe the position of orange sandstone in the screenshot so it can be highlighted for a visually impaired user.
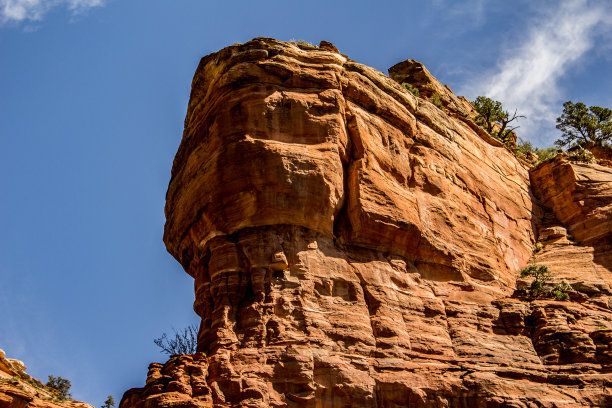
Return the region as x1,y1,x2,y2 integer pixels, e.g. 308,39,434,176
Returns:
122,38,612,408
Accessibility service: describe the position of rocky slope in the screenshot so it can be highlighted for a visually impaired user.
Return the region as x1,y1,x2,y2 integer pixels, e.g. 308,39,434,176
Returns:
0,350,93,408
121,38,612,408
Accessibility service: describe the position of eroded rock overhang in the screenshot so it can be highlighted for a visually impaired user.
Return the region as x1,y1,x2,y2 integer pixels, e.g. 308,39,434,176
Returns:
164,37,536,292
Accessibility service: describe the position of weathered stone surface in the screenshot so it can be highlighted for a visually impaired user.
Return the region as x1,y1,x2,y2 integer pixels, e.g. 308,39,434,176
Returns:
588,144,612,167
121,355,212,408
529,156,612,308
388,59,474,119
123,39,612,408
164,38,535,291
531,156,612,248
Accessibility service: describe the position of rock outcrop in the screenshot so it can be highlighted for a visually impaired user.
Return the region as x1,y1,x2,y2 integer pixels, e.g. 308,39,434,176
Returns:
122,38,612,408
528,156,612,309
0,350,93,408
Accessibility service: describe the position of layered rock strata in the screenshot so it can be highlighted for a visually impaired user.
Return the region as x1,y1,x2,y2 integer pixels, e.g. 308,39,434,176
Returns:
528,157,612,308
122,39,612,408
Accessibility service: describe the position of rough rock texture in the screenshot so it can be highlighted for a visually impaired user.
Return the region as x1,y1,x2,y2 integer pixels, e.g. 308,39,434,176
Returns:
164,38,535,289
528,156,612,309
588,144,612,167
122,39,612,408
531,157,612,250
0,350,94,408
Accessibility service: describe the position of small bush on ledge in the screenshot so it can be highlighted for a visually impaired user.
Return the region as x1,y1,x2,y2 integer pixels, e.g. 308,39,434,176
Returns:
512,140,560,165
432,92,443,109
402,82,419,97
521,265,551,297
292,39,318,48
552,281,573,301
520,265,574,301
565,147,596,163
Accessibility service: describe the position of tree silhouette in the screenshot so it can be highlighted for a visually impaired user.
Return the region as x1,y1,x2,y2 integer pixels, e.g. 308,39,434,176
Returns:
153,324,198,355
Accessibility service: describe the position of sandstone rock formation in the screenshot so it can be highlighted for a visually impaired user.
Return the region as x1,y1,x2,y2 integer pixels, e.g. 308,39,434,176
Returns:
0,349,93,408
587,144,612,167
527,156,612,313
122,38,612,408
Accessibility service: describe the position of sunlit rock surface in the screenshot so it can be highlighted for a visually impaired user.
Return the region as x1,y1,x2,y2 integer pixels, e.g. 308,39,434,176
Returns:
122,38,612,408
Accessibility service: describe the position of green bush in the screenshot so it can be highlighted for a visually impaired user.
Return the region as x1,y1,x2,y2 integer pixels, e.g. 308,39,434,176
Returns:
27,378,45,390
514,139,535,158
520,265,551,297
296,39,315,47
535,147,558,162
520,265,573,301
46,375,71,400
402,83,420,97
432,92,443,109
0,376,20,385
512,139,559,164
566,147,595,163
552,281,573,301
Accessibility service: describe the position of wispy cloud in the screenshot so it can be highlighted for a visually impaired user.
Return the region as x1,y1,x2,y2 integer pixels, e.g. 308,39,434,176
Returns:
1,0,104,24
461,0,612,146
430,0,489,30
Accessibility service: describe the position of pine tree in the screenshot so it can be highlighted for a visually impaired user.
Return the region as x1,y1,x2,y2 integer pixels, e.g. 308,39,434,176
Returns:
101,395,115,408
555,101,612,147
472,96,523,145
46,375,71,400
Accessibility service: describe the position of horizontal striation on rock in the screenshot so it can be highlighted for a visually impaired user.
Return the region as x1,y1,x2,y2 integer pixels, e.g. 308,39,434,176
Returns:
122,38,612,408
164,37,536,289
530,156,612,248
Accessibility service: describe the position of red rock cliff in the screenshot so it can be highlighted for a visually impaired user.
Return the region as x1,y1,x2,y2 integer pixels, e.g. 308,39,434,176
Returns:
121,38,612,408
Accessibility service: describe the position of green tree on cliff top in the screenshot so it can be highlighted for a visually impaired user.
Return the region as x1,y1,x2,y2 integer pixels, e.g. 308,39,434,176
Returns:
472,96,523,146
46,375,72,400
555,101,612,148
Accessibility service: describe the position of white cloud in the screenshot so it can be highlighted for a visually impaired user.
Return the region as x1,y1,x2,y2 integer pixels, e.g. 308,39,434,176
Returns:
431,0,489,30
461,0,612,147
1,0,104,24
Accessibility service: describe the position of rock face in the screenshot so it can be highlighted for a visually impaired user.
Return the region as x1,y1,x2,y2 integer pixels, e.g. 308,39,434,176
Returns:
0,349,94,408
122,39,612,408
529,157,612,309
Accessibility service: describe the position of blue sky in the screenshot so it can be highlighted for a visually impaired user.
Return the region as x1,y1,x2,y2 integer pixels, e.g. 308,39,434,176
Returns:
0,0,610,406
